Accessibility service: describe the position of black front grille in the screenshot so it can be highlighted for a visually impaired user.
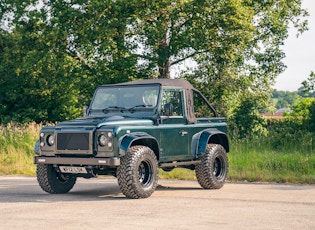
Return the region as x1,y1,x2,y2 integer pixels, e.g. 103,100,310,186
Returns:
57,133,90,151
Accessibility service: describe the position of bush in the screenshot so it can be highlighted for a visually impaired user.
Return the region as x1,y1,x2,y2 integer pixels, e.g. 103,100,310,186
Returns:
229,97,267,140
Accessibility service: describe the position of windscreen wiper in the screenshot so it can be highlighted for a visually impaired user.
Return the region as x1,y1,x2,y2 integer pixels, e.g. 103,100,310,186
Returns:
102,106,126,114
128,104,152,113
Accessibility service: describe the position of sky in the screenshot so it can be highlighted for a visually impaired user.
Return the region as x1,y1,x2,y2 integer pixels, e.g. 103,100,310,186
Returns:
274,0,315,92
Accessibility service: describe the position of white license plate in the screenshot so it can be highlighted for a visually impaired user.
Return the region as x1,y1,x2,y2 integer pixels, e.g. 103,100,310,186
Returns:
59,166,87,174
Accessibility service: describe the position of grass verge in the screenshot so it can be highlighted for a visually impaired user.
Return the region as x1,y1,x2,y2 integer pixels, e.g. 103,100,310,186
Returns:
1,123,314,184
159,139,315,184
0,123,40,175
228,139,315,184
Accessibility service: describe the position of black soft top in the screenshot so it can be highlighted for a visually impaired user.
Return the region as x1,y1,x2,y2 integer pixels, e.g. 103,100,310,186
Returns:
113,78,196,90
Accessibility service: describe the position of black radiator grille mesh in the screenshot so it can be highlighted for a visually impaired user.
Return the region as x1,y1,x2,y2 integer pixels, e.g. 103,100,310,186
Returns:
57,133,90,151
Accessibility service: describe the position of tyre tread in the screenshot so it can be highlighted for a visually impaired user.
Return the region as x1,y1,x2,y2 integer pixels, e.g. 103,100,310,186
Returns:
195,144,228,189
36,164,76,194
117,145,158,199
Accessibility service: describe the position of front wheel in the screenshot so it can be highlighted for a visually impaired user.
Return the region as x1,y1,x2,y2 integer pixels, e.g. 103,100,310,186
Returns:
195,144,228,189
117,145,158,199
36,164,77,194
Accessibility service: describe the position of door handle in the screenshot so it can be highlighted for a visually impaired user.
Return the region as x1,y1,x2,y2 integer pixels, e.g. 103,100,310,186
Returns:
180,131,188,136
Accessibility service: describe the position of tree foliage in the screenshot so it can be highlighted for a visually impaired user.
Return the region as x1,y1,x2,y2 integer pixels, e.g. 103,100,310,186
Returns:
229,95,267,139
301,71,315,95
286,97,315,132
0,22,89,123
0,0,309,125
289,97,315,120
272,90,301,109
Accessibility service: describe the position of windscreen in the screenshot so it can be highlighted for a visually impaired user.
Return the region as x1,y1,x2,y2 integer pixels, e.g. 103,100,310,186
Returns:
90,85,160,111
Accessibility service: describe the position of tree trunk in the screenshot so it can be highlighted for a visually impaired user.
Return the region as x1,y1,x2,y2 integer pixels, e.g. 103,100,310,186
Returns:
159,60,170,79
157,33,170,79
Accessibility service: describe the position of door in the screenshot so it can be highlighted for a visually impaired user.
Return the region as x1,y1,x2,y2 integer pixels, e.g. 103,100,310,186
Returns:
158,89,190,161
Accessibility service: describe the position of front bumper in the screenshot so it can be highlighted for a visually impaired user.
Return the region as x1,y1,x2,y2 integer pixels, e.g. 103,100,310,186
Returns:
34,156,120,167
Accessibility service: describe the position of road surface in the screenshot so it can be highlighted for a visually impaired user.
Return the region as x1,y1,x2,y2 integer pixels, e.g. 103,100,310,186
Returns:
0,176,314,230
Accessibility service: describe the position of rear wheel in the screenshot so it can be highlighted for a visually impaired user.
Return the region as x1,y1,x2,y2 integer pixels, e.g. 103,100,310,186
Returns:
36,164,77,194
117,145,158,199
195,144,228,189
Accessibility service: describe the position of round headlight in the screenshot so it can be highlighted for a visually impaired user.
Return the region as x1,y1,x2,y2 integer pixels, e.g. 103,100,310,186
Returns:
47,135,55,146
98,134,107,146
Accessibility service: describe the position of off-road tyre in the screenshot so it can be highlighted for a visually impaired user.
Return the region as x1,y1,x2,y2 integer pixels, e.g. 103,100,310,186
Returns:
117,145,158,199
36,164,77,194
195,144,228,189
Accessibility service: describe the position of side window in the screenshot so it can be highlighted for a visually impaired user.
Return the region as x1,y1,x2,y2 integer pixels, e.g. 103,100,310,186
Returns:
193,90,215,118
161,89,184,116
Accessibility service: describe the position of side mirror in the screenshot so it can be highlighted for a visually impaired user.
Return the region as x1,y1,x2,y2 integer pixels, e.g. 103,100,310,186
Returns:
164,103,173,116
83,105,88,117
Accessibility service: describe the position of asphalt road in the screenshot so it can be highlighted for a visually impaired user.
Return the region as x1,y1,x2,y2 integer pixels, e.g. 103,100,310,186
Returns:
0,176,314,230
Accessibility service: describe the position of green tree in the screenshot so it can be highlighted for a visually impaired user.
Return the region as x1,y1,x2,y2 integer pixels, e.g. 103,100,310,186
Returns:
0,0,309,123
289,97,315,120
272,90,300,109
288,97,315,131
130,0,255,79
229,96,267,140
0,23,87,123
301,71,315,95
0,1,140,123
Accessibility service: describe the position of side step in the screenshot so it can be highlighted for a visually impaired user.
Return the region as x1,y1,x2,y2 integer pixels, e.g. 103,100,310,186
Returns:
159,160,201,168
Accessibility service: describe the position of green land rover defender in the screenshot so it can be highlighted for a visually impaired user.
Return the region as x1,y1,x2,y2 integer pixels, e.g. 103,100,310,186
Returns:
34,79,229,199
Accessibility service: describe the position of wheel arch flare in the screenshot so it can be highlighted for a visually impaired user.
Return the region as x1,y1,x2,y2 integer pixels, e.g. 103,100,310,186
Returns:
119,132,160,160
192,129,229,158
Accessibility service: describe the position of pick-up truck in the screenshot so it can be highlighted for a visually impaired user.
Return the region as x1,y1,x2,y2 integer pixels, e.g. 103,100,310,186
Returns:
34,79,229,198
